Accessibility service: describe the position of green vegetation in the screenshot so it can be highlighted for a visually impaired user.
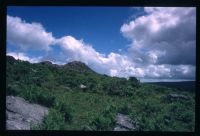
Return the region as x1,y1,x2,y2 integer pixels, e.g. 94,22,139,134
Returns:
6,56,195,131
32,108,66,130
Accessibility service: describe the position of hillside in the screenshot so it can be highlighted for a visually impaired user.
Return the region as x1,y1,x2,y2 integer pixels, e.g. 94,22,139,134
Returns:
6,55,195,131
146,81,195,92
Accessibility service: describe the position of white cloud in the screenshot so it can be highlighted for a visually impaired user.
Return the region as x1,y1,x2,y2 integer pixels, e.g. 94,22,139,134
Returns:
7,15,55,51
147,50,166,64
54,35,195,80
55,36,103,65
110,69,118,76
121,7,196,65
7,52,42,63
55,35,140,77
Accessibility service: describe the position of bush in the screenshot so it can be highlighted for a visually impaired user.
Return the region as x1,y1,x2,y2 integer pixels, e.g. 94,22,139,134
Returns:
131,113,146,130
90,105,116,130
129,76,140,87
53,97,74,122
139,100,161,117
18,86,55,107
6,84,18,96
177,110,193,123
33,108,65,130
35,90,55,107
118,103,131,114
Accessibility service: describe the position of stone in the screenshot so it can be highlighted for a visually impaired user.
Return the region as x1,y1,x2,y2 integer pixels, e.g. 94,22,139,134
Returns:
114,126,129,131
168,93,188,100
80,84,87,89
82,125,93,131
114,113,136,131
6,96,49,130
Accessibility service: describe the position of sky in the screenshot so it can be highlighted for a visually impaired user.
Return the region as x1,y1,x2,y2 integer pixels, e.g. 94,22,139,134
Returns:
7,7,196,82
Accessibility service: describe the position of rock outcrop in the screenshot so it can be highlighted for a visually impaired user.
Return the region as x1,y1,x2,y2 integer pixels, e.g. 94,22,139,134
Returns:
168,93,188,100
6,96,49,130
114,113,137,131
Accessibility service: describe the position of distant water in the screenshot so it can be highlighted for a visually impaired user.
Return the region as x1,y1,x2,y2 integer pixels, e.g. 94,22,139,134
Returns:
144,81,196,92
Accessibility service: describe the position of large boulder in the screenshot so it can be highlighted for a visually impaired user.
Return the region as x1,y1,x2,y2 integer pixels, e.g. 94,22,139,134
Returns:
114,113,137,131
6,96,49,130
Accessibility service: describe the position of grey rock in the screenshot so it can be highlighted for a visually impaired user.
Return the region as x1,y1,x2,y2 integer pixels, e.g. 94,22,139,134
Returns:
114,126,129,131
168,93,188,100
31,68,37,73
114,113,136,131
80,84,87,89
61,86,71,91
82,125,93,131
6,96,49,130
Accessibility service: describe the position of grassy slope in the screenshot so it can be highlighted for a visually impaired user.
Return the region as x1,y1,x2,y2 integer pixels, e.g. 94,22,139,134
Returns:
6,56,195,131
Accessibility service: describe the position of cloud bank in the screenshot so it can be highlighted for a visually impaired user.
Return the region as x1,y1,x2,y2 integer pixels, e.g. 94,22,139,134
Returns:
7,15,55,51
121,7,196,65
7,52,42,63
7,7,196,81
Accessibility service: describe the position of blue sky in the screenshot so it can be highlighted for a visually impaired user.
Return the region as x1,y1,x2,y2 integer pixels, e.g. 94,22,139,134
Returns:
7,7,196,82
8,7,143,54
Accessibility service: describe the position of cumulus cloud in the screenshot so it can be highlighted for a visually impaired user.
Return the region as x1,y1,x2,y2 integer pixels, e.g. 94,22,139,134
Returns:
55,36,103,65
7,52,42,63
7,15,55,51
54,35,195,80
121,7,196,65
55,36,140,77
143,64,195,79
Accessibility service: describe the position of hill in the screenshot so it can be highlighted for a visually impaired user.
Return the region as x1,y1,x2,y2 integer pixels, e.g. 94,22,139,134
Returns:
145,81,195,92
6,55,195,131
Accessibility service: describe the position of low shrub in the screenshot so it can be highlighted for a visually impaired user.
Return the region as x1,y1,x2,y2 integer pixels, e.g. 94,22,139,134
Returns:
90,105,116,130
53,97,74,122
33,108,65,130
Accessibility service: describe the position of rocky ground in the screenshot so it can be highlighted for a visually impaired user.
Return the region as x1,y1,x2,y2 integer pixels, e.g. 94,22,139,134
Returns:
114,113,137,131
6,96,137,131
6,96,49,130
